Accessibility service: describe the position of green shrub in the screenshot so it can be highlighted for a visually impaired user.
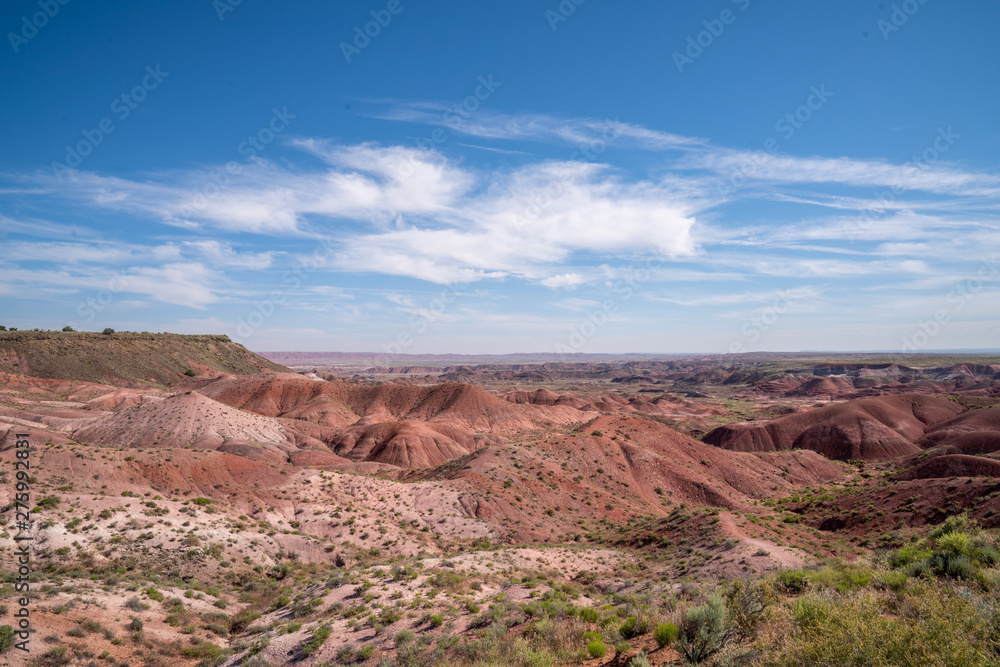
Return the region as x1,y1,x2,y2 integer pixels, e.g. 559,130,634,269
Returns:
834,568,872,593
629,651,652,667
0,625,13,653
973,544,1000,566
875,570,907,592
587,640,607,658
929,512,975,539
579,607,599,623
776,588,992,665
301,625,330,657
430,614,443,627
939,553,977,580
936,531,972,557
887,542,931,569
777,570,807,593
620,616,640,639
654,622,679,647
41,647,70,665
792,596,831,630
678,594,730,666
180,640,225,661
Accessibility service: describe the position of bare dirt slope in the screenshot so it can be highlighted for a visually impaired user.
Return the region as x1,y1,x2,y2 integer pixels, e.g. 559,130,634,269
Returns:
704,393,964,460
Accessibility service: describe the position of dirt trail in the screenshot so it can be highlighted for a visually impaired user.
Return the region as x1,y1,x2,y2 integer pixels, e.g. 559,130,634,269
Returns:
718,512,808,569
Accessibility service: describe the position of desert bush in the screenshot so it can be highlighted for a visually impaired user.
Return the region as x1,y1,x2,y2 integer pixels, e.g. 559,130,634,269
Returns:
777,570,806,593
654,621,679,647
619,616,640,639
677,594,731,665
768,586,994,666
630,651,652,667
301,624,331,657
125,596,150,611
875,570,907,592
587,639,607,658
791,595,831,630
936,531,972,557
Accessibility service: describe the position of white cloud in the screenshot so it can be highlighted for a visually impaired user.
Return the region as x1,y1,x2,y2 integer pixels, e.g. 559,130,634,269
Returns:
541,273,585,289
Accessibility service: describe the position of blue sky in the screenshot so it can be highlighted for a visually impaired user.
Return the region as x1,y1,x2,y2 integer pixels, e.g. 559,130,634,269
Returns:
1,0,998,354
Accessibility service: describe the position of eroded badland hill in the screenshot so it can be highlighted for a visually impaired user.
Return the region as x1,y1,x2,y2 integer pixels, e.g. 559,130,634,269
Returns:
3,338,1000,665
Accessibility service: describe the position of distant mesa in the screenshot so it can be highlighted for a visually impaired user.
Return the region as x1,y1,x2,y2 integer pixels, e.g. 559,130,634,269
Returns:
0,330,289,387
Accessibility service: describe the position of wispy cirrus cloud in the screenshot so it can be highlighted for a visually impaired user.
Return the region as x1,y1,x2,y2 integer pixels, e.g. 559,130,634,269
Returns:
3,109,998,328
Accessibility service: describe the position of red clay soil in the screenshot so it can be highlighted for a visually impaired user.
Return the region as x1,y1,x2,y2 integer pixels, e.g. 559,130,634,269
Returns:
72,389,292,451
704,393,964,461
789,473,1000,537
198,375,538,432
331,420,497,468
918,406,1000,449
413,414,847,542
785,376,857,398
896,454,1000,480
